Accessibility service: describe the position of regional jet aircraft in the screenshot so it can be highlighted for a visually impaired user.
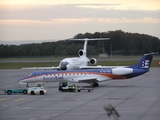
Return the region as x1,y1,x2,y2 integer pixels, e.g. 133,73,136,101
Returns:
18,52,158,87
21,38,110,70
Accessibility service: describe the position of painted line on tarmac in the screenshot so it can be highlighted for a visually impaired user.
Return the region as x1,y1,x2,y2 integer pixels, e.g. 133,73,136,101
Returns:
30,118,37,120
41,116,49,119
14,98,25,102
0,98,8,101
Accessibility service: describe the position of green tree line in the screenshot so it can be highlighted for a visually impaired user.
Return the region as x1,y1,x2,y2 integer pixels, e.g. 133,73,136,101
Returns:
0,30,160,58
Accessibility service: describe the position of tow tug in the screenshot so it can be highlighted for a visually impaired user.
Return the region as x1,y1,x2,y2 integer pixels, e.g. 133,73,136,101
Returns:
58,82,94,92
27,82,47,95
2,83,47,95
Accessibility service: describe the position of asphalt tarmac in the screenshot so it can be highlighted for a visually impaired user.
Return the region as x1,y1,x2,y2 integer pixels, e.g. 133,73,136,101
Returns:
0,68,160,120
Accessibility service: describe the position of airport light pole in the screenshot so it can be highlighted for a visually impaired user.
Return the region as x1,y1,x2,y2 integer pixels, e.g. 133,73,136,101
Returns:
110,40,112,56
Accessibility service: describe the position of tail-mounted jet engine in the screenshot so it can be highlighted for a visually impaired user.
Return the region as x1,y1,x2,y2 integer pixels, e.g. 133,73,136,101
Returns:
89,58,97,65
78,49,84,57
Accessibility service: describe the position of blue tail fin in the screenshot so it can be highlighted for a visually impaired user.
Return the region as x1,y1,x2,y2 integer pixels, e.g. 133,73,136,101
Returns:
130,52,158,70
125,52,158,78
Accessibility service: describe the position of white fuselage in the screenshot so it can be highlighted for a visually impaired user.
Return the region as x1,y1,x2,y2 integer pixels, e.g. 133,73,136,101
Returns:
59,56,89,70
18,69,114,84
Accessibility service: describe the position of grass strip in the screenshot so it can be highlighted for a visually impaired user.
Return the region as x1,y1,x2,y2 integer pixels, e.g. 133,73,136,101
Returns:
0,60,159,69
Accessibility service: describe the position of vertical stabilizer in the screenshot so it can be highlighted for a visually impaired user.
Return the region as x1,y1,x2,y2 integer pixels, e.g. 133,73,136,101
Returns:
130,52,158,70
68,38,110,58
83,40,88,57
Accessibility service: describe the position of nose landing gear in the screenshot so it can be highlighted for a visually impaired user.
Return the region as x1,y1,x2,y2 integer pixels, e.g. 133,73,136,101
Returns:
91,82,99,87
26,83,29,88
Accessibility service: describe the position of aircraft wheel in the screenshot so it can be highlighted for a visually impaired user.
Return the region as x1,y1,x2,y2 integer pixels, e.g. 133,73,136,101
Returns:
96,83,99,87
92,83,99,87
77,90,81,92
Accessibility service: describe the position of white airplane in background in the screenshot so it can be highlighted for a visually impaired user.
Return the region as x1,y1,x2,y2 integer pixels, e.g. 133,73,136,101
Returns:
18,52,158,87
21,38,110,70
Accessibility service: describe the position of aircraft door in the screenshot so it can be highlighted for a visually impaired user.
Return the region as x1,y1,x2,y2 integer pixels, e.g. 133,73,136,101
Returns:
36,72,41,82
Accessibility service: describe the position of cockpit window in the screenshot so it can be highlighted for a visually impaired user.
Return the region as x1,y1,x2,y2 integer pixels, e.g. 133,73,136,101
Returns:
60,61,69,65
28,73,34,77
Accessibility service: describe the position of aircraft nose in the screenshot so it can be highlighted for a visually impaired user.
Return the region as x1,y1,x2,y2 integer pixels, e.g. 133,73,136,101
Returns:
17,77,24,82
17,76,28,83
60,61,69,70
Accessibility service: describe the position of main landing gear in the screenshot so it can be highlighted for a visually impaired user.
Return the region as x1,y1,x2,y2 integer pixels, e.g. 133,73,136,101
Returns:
91,82,99,87
26,83,29,88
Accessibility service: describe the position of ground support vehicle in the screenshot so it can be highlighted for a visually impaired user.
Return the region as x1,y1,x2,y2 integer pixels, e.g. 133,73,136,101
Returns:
2,88,28,95
58,82,94,92
58,82,75,92
77,86,94,92
27,82,47,95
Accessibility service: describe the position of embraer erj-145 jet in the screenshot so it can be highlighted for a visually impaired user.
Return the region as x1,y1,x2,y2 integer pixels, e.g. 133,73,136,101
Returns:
22,38,110,70
18,52,158,87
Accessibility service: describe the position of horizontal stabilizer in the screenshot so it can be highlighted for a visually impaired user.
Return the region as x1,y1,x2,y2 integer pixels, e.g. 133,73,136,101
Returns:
144,52,158,56
21,66,60,70
67,38,110,41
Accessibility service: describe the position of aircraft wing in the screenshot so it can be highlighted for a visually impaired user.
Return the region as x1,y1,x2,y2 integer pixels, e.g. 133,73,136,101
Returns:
21,66,60,70
80,65,127,69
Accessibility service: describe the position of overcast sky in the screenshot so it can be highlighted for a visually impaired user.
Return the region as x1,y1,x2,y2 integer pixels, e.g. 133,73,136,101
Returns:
0,0,160,45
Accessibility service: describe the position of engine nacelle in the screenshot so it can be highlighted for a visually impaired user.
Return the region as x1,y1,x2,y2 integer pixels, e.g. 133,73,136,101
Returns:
89,58,97,65
112,68,133,75
78,49,84,57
